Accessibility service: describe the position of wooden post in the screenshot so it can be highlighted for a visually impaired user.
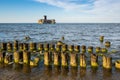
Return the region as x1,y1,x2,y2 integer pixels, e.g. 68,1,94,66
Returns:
103,55,112,69
23,43,29,51
96,47,101,53
81,45,86,53
19,43,23,51
115,60,120,69
14,51,20,63
1,42,7,51
100,36,104,42
50,44,55,51
70,53,78,67
13,40,18,51
0,51,5,63
38,43,43,51
68,45,74,52
29,42,36,52
7,42,12,52
44,43,49,51
101,48,108,53
61,52,68,67
53,51,61,66
62,44,67,52
44,51,50,66
56,45,61,52
90,54,98,67
105,41,111,48
74,45,80,52
80,54,86,68
87,46,93,53
23,51,30,64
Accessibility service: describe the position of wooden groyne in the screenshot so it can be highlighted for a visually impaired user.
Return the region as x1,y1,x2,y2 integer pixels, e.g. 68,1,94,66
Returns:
0,36,120,70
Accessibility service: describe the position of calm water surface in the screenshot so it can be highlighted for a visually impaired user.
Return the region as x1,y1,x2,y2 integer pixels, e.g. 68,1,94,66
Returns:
0,23,120,80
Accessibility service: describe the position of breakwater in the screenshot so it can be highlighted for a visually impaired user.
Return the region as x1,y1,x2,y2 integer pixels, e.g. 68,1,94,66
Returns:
0,36,119,70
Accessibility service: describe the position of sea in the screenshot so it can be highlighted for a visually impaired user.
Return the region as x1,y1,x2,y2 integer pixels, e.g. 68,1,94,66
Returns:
0,23,120,80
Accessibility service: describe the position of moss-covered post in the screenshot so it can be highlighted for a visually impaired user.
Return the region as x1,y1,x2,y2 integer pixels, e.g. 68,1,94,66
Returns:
61,52,68,67
62,44,67,52
53,51,61,66
68,45,74,52
13,40,18,51
101,48,108,53
70,53,78,67
87,46,93,54
50,44,55,51
56,45,61,52
115,60,120,69
81,45,86,53
7,42,12,52
23,51,30,64
44,51,50,66
95,47,101,53
90,54,98,67
74,45,80,52
0,51,5,63
23,43,29,51
105,41,111,48
19,43,23,51
44,43,49,51
80,54,86,68
14,51,20,63
29,42,36,52
103,55,112,69
1,42,7,51
38,43,43,51
100,36,104,42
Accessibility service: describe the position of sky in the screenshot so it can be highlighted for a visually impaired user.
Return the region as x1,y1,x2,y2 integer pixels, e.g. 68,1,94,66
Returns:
0,0,120,23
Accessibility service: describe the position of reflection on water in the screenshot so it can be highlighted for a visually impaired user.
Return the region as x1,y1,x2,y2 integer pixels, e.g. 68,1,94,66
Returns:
0,63,120,80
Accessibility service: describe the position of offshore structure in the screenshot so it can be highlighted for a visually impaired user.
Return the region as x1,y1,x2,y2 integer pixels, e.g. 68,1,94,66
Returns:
38,15,56,24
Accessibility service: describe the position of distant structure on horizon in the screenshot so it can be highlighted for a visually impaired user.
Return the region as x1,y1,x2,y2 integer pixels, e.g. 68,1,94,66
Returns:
38,15,56,24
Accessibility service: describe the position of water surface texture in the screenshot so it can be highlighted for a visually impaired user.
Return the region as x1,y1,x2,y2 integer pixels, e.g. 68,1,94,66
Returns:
0,23,120,80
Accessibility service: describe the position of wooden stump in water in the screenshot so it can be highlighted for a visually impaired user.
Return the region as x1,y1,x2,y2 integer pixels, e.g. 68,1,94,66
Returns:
70,53,78,67
7,42,12,52
23,51,30,64
56,45,61,52
68,45,74,52
1,42,7,51
0,51,5,63
29,42,37,52
19,43,23,51
53,51,61,66
87,46,93,54
44,51,50,66
61,52,68,67
81,45,86,53
13,40,18,51
44,43,49,51
62,44,67,52
101,48,108,53
95,47,101,53
14,51,20,63
105,41,111,48
74,45,80,52
38,43,43,51
100,36,104,42
80,54,86,68
115,60,120,69
90,53,98,67
102,55,112,69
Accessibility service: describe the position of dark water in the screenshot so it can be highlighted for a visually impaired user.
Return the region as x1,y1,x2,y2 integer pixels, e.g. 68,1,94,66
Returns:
0,23,120,80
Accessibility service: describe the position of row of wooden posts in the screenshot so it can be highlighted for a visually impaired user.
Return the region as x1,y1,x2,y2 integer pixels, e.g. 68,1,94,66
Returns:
0,36,120,69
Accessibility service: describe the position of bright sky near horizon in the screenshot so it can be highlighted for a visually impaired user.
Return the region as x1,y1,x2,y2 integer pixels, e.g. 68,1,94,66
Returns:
0,0,120,23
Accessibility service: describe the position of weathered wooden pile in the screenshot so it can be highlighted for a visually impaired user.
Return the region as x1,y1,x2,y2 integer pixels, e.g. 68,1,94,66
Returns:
0,36,120,70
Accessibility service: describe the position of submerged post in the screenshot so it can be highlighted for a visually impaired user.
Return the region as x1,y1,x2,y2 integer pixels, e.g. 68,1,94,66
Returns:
80,54,86,68
70,53,78,67
100,36,104,42
90,54,98,67
23,51,30,64
61,52,68,67
103,55,112,69
53,51,61,66
87,46,93,54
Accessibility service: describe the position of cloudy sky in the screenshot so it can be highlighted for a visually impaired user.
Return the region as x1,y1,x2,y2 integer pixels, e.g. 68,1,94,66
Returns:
0,0,120,23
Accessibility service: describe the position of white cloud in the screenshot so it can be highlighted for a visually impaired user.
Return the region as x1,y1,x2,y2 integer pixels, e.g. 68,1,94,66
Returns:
35,0,120,22
35,0,92,11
